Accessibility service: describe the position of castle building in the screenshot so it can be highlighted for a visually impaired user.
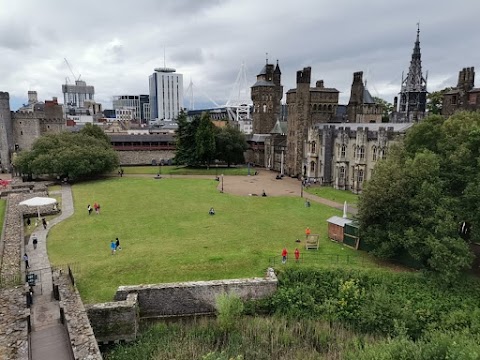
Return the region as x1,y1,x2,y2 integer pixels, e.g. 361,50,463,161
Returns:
251,60,283,134
346,71,382,123
305,123,413,193
0,92,14,171
149,67,183,121
285,67,339,177
392,26,427,123
442,67,480,116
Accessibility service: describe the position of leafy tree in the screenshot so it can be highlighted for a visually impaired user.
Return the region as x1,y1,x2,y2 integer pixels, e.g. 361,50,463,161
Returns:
79,123,110,144
427,87,452,115
195,113,216,166
216,125,247,167
14,132,118,181
174,111,200,166
373,96,394,122
359,111,480,280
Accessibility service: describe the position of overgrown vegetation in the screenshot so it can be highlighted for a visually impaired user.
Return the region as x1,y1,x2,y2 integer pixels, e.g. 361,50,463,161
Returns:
359,111,480,281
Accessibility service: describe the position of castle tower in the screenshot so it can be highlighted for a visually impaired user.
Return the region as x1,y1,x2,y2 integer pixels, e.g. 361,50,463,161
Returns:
347,71,365,122
396,25,427,122
251,59,283,134
0,92,14,171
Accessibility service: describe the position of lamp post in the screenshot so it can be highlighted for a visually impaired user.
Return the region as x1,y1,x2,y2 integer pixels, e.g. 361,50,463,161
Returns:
221,174,224,193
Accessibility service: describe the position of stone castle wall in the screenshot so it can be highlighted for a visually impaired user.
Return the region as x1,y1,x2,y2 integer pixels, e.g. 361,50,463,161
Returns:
86,293,138,344
117,150,175,165
114,270,277,319
0,92,13,171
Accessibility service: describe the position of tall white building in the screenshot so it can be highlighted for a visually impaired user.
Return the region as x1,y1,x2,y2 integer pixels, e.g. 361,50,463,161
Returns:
112,95,149,121
149,67,183,121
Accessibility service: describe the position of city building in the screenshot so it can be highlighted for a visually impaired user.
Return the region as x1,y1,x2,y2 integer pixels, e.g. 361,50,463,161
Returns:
149,67,183,121
392,26,428,123
442,67,480,116
285,67,339,177
305,123,413,193
115,107,136,121
112,95,149,121
62,80,95,109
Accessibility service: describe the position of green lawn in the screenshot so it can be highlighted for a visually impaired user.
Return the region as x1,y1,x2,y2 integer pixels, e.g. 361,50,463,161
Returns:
48,178,372,303
113,166,250,176
305,186,359,205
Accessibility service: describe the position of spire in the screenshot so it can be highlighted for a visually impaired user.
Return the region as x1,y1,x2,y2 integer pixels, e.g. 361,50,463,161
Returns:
274,59,281,74
403,24,426,92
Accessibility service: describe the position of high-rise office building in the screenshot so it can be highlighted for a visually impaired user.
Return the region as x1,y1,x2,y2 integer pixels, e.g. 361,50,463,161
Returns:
112,94,149,120
149,67,183,121
62,80,95,108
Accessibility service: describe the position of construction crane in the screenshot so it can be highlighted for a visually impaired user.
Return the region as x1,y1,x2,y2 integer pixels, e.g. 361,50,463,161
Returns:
64,58,81,82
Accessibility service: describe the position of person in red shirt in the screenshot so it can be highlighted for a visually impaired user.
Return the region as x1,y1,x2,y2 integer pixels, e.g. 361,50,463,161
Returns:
281,247,288,264
305,227,311,239
294,248,300,262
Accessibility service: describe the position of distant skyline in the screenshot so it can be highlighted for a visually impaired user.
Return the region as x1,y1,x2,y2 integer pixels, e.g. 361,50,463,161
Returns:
1,0,479,111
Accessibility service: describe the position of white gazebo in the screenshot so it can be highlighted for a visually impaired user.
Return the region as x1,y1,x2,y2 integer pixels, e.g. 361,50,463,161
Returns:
19,197,57,219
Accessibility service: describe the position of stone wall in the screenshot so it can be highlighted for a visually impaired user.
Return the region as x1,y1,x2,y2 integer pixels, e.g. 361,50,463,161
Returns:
86,293,138,344
0,287,29,360
56,273,103,360
118,150,175,165
114,269,277,319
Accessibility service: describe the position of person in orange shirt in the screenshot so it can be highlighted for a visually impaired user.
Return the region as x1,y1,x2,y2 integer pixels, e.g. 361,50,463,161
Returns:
305,227,311,239
281,247,288,264
294,248,300,262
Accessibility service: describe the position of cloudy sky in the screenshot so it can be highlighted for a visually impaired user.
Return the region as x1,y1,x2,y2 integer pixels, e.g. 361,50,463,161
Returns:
1,0,479,111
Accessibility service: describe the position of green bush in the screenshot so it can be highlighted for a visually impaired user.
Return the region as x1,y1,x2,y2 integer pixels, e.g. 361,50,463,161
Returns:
216,293,244,333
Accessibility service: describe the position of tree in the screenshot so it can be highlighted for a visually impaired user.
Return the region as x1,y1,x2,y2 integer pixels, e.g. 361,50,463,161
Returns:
195,113,216,166
174,111,200,166
358,111,480,280
373,96,394,123
14,132,119,181
80,123,110,144
216,125,247,167
427,87,452,115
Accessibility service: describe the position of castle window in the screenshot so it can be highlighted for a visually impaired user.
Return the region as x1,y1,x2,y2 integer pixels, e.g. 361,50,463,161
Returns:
360,146,365,160
451,95,457,105
328,104,332,111
341,144,346,158
20,131,23,135
310,161,315,173
372,146,377,161
358,169,364,183
311,141,316,153
263,104,267,113
339,166,345,179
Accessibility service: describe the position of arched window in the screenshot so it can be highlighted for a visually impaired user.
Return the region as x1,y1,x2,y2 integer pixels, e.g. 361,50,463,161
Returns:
311,141,316,153
360,146,365,160
358,169,364,183
372,146,377,161
328,104,332,111
341,144,346,158
263,104,267,113
339,166,345,179
310,161,315,173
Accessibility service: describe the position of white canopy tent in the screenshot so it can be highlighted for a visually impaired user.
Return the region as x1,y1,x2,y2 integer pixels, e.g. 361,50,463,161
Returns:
19,197,57,219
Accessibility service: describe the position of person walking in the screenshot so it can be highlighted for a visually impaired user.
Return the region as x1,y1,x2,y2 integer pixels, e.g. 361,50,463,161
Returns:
87,204,92,215
305,227,311,239
110,240,116,255
115,237,122,250
281,247,288,264
26,217,31,228
42,218,47,230
294,248,300,262
23,253,29,269
32,234,38,250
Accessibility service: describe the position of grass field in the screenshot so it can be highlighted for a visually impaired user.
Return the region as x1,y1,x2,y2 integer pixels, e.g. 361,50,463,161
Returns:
47,178,371,303
305,186,359,205
112,166,250,176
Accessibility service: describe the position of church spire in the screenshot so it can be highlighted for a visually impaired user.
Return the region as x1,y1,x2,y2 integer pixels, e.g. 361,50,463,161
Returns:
404,24,426,92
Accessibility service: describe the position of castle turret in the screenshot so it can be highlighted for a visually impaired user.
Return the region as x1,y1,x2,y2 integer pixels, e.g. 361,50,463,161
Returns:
0,92,14,171
251,59,283,134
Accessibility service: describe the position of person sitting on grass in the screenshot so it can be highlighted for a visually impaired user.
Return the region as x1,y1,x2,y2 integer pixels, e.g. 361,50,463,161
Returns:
209,207,216,215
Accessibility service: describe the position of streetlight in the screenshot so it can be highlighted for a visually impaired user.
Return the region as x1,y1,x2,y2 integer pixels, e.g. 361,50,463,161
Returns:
221,174,224,193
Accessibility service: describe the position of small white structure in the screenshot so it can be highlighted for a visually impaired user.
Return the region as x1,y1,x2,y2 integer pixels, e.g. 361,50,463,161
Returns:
19,197,57,219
